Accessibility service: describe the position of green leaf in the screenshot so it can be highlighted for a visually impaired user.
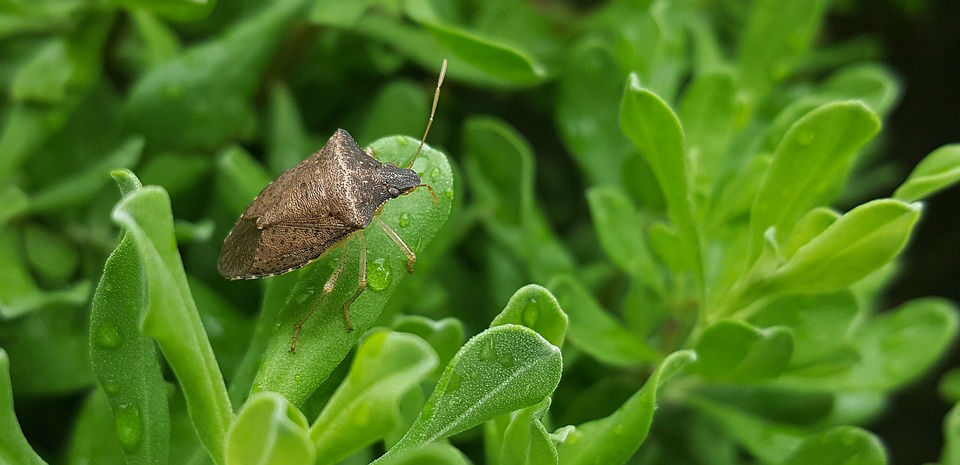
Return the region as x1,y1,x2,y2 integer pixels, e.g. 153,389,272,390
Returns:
215,145,272,217
90,232,170,465
310,330,438,465
266,83,314,175
358,80,430,147
225,392,314,465
557,350,696,465
555,40,631,186
404,0,546,86
500,398,558,465
252,136,453,406
759,199,921,296
110,0,215,22
894,144,960,202
941,369,960,404
124,0,309,149
782,298,958,391
22,223,78,284
111,176,232,465
376,442,470,465
0,184,28,226
309,0,378,27
781,426,886,465
139,153,212,198
392,315,465,373
491,284,569,348
586,186,662,289
619,75,702,286
694,320,793,382
749,291,858,368
944,403,960,465
687,394,805,464
378,324,563,462
550,275,659,365
0,349,47,465
780,207,841,259
749,101,881,258
65,390,126,465
679,70,738,192
737,0,828,93
29,136,143,212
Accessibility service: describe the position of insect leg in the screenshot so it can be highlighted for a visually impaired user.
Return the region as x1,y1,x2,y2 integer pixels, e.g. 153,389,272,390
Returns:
374,216,416,273
290,243,350,352
341,231,367,332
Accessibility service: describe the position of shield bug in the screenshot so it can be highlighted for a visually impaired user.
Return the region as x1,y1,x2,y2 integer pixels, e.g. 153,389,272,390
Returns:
218,60,447,352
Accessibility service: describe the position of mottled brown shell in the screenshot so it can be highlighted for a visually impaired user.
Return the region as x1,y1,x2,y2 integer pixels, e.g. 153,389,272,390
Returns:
217,129,420,280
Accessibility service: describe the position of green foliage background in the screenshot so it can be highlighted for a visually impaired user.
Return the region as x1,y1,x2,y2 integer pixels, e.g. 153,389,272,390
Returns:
0,0,959,464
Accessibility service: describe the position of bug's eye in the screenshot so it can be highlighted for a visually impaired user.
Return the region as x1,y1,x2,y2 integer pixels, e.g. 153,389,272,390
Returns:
388,187,400,197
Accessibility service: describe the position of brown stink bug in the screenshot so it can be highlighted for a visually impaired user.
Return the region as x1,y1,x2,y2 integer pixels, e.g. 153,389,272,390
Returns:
218,60,447,352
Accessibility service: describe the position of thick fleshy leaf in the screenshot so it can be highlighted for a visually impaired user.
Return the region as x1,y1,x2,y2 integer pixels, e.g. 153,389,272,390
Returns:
694,320,793,382
758,199,920,297
780,207,841,259
619,75,702,284
491,284,568,347
110,171,232,465
749,101,880,258
894,144,960,202
225,392,314,465
499,398,558,465
310,330,438,465
749,291,858,368
0,349,47,465
378,324,563,462
557,350,696,465
251,137,453,406
90,231,169,465
737,0,828,92
550,275,659,365
376,442,470,465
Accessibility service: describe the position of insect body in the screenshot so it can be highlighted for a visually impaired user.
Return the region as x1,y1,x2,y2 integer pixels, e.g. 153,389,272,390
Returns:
218,60,447,352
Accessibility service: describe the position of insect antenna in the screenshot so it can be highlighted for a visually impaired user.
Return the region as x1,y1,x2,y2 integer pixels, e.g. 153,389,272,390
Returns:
406,58,447,169
416,183,439,203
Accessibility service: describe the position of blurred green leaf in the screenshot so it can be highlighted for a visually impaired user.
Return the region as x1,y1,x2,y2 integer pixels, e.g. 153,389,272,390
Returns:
378,324,562,461
782,298,958,391
679,70,738,193
129,11,181,69
358,80,430,147
0,226,87,319
749,101,880,258
941,369,960,404
687,394,805,464
557,350,696,465
266,83,314,175
22,223,78,284
550,275,659,366
620,75,702,285
0,185,28,225
125,0,309,149
894,144,960,202
749,291,858,368
780,207,840,259
139,152,212,198
392,315,465,374
944,403,960,465
110,170,232,465
0,348,47,465
65,389,127,465
225,392,314,465
90,230,170,465
586,186,662,290
111,0,215,22
737,0,828,94
215,145,272,217
310,330,438,465
29,135,143,212
694,320,793,382
252,136,452,405
780,426,886,465
491,284,569,348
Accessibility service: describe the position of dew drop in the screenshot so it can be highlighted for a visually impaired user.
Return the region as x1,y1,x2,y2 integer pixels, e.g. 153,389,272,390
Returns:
479,338,497,361
431,167,440,180
522,298,540,327
95,322,121,349
367,258,391,291
397,137,410,147
103,380,119,395
294,373,302,383
114,404,142,453
252,383,262,393
444,188,454,200
398,212,411,228
498,353,516,369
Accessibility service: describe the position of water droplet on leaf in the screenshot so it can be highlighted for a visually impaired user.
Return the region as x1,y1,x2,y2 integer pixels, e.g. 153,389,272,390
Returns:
523,299,540,327
444,189,453,200
95,322,121,349
399,213,410,228
447,371,464,392
431,167,440,180
367,258,391,291
114,404,142,452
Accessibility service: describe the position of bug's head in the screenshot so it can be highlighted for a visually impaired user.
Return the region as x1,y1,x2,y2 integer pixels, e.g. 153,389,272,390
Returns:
380,162,422,197
380,162,440,203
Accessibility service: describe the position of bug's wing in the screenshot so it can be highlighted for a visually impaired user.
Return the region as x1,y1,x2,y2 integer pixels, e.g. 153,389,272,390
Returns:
218,216,355,280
